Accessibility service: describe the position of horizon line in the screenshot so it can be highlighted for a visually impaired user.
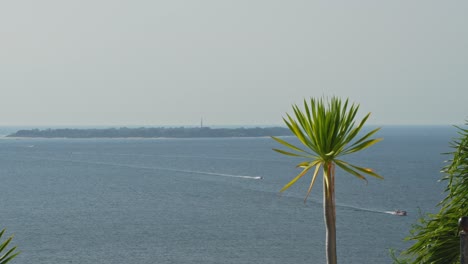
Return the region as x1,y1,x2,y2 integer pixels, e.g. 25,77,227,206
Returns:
0,123,461,129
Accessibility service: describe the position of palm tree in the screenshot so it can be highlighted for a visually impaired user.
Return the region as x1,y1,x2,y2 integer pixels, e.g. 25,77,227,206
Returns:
272,97,383,264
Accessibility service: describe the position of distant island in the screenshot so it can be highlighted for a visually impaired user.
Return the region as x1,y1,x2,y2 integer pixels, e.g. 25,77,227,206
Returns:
7,127,292,138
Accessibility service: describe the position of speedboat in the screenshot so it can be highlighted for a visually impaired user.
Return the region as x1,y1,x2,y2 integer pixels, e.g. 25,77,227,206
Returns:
393,210,407,216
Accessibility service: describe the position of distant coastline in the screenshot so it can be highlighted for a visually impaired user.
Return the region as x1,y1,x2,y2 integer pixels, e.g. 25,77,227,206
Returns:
6,127,292,139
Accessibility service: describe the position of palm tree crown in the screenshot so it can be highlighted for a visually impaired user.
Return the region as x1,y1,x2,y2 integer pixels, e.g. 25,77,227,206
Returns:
272,97,383,200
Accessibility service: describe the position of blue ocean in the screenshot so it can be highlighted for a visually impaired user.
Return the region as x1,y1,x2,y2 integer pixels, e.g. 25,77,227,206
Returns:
0,126,457,263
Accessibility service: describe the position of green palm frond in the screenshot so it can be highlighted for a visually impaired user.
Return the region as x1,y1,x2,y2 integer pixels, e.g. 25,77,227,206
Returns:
335,159,384,180
271,136,312,157
279,160,319,193
334,159,368,182
344,138,383,155
304,163,322,203
0,229,20,264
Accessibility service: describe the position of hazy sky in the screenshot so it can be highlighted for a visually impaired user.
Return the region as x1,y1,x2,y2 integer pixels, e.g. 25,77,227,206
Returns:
1,1,467,127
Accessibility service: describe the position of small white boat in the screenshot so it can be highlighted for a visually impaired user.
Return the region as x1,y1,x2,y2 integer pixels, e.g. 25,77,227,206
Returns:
393,210,407,216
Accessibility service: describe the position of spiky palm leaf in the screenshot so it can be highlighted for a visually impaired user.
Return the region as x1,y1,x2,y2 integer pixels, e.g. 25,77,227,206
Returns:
0,229,19,264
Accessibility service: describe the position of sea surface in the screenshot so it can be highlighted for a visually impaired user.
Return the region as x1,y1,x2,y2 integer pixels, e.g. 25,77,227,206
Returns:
0,126,458,263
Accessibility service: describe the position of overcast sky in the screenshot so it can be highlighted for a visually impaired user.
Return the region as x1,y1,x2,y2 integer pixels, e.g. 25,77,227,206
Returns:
0,1,467,127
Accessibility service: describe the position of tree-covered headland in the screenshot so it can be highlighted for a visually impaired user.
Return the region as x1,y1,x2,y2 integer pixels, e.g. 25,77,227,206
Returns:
7,126,291,138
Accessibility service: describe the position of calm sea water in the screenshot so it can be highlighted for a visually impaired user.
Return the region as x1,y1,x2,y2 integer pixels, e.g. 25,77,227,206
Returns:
0,126,457,263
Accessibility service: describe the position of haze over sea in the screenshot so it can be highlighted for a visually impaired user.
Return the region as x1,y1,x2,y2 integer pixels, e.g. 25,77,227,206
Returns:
0,125,457,263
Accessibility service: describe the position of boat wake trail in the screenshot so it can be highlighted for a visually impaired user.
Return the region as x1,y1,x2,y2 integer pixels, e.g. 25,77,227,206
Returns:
28,156,263,180
336,203,393,215
163,169,263,180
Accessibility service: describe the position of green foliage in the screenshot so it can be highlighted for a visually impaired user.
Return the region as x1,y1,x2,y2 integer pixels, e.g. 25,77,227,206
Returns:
396,123,468,264
0,229,19,264
272,97,383,201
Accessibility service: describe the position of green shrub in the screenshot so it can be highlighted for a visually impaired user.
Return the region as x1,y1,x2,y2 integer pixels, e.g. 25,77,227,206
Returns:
396,123,468,263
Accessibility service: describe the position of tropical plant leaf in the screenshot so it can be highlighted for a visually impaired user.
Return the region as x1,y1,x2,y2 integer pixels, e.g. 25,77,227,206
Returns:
296,161,312,168
0,247,19,263
304,163,322,203
0,237,11,254
336,159,384,179
335,160,368,182
344,138,383,155
348,164,384,179
271,136,309,155
348,126,380,149
0,229,19,264
280,162,318,193
273,148,309,158
285,114,310,149
303,99,314,137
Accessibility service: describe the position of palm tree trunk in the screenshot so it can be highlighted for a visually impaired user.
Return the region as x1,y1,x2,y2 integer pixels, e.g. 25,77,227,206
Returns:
323,163,337,264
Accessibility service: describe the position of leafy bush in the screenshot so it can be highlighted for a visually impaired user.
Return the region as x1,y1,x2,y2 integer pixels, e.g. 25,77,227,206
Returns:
396,123,468,263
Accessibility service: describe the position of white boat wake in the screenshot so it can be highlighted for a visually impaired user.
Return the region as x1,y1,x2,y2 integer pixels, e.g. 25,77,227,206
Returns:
27,156,263,180
176,170,262,179
335,203,407,216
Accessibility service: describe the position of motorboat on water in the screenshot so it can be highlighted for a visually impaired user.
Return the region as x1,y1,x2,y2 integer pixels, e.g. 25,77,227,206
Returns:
393,210,407,216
